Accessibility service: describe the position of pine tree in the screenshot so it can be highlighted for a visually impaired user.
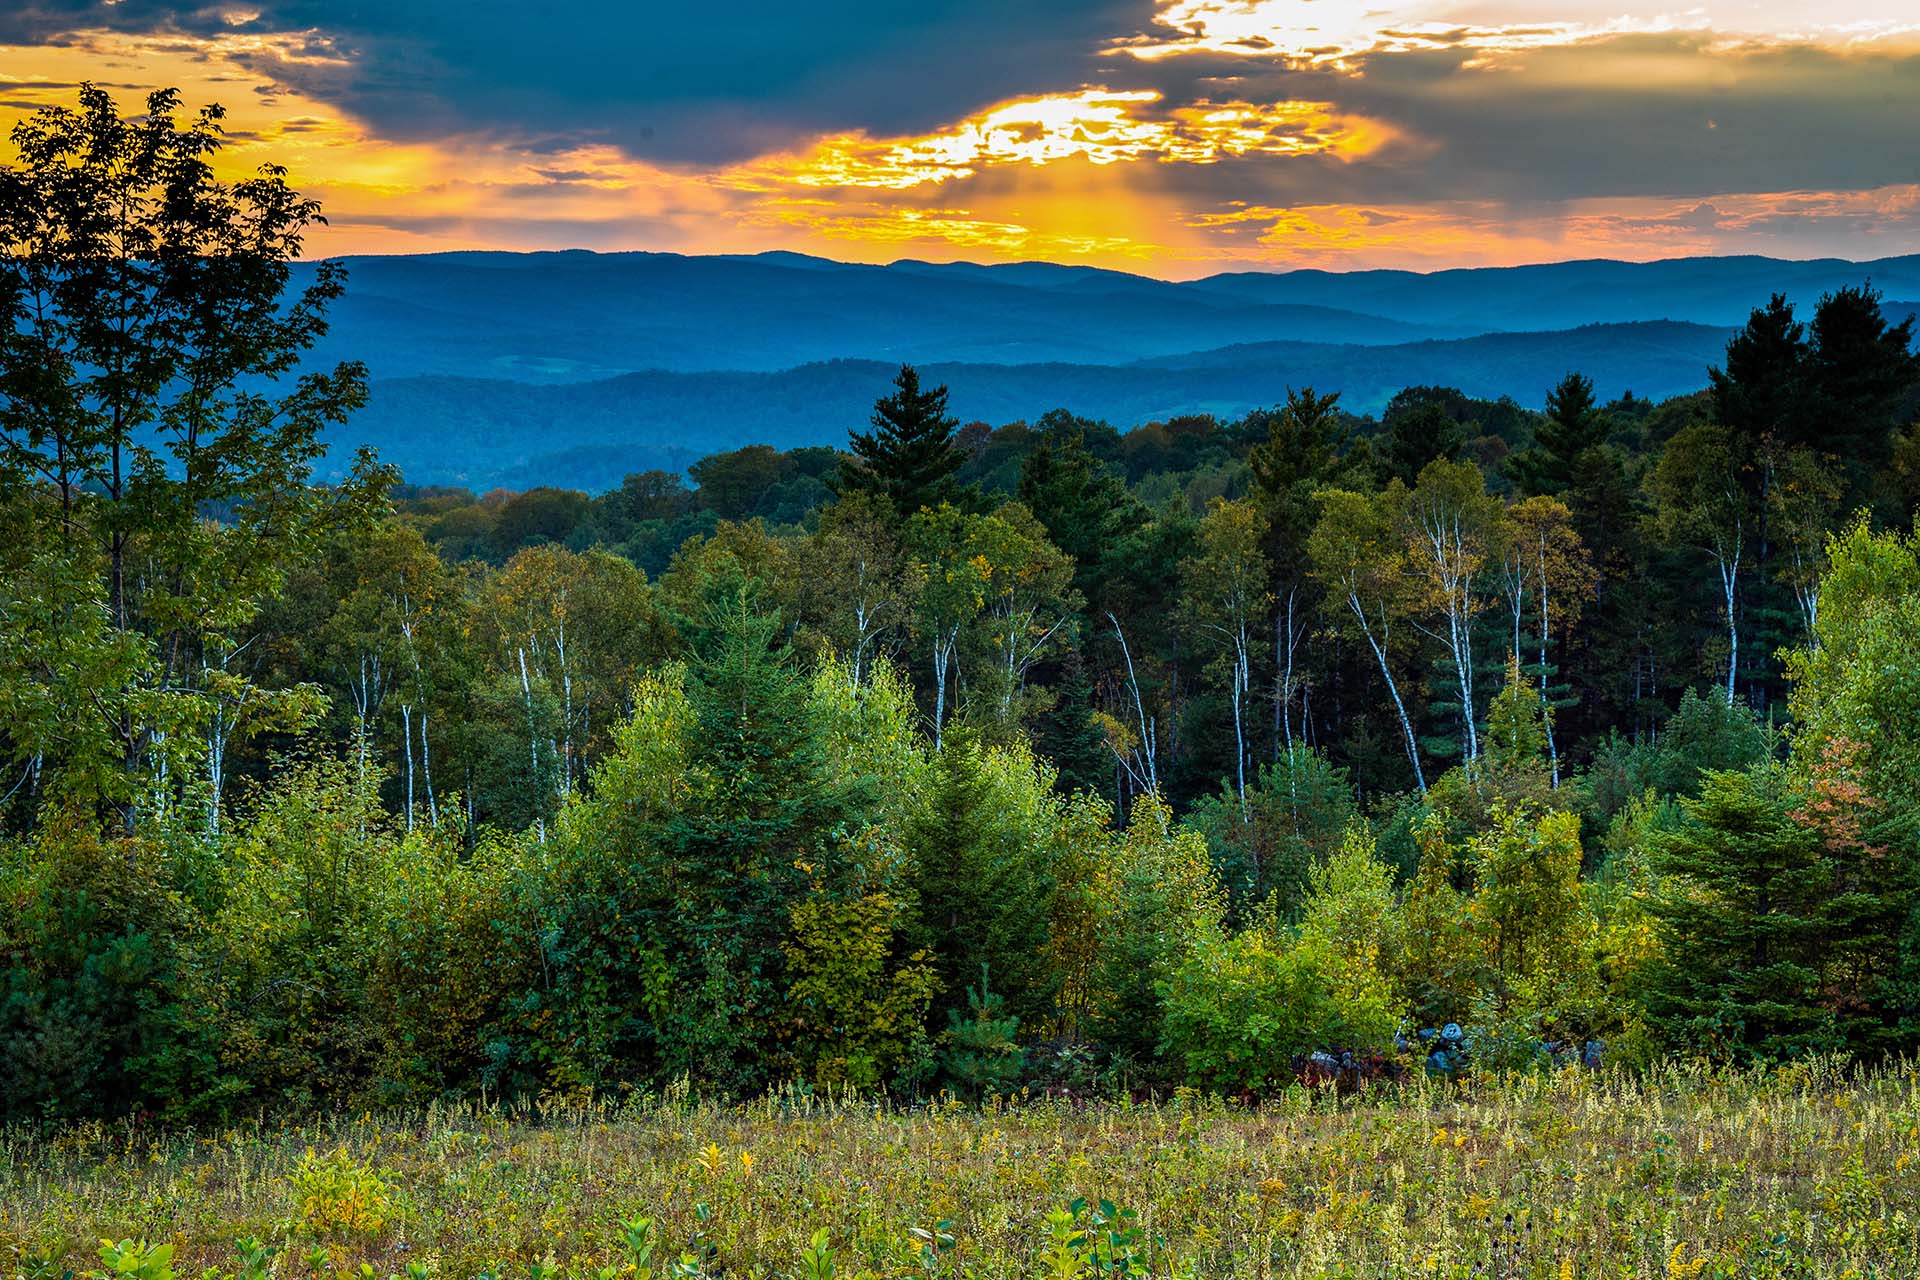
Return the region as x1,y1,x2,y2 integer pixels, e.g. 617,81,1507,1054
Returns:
939,965,1025,1098
649,594,857,1088
1509,372,1609,497
1018,425,1145,617
1379,399,1467,486
1639,763,1911,1059
904,734,1056,1026
1710,294,1812,450
836,364,964,520
1805,284,1920,501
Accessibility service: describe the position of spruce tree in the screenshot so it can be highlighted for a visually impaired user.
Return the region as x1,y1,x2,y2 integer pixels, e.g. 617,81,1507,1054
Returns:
1639,763,1911,1059
649,594,857,1088
837,364,964,520
904,734,1056,1026
1509,372,1609,497
1018,425,1145,617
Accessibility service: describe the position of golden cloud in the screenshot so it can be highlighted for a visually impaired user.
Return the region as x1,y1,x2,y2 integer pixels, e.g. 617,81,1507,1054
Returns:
1114,0,1920,68
732,89,1397,191
6,22,1919,272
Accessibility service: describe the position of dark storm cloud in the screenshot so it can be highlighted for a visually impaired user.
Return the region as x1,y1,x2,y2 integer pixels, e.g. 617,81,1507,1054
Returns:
2,0,1164,160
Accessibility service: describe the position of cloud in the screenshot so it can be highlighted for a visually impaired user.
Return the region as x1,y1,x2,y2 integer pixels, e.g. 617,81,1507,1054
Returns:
1,1,1166,160
727,89,1396,191
4,2,1919,272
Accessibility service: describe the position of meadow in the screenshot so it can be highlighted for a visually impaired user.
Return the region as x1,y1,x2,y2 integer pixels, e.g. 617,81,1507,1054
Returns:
6,1064,1917,1280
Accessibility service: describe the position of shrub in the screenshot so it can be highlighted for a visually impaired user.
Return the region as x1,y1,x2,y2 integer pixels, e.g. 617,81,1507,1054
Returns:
1158,913,1333,1093
939,966,1025,1098
783,842,937,1091
0,817,223,1122
290,1148,394,1238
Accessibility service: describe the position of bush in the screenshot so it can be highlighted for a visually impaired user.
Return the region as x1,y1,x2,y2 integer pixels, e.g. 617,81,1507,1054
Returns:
1186,750,1356,918
0,817,224,1121
1159,914,1334,1093
940,966,1025,1098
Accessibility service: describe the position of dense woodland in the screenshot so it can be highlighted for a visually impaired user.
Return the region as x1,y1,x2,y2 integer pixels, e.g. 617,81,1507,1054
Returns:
5,89,1920,1122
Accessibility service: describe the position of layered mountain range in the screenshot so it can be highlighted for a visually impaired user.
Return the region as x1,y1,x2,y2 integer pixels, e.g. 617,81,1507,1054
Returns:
300,250,1920,489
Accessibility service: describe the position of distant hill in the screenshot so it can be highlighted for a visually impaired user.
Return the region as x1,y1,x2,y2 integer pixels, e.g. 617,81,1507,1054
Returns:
298,249,1920,388
298,251,1454,382
295,249,1920,489
1188,256,1920,333
334,320,1736,491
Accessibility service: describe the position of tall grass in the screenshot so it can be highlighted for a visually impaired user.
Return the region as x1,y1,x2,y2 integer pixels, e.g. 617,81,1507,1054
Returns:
5,1062,1916,1278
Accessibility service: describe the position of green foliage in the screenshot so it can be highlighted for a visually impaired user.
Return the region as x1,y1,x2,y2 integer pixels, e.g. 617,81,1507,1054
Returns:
1466,807,1597,1028
836,365,965,521
938,966,1025,1099
1083,794,1220,1063
1160,829,1403,1092
0,85,380,830
0,818,220,1121
1639,762,1913,1060
904,735,1059,1027
6,84,1920,1112
783,853,938,1091
1508,372,1608,497
1786,518,1920,819
1186,751,1355,918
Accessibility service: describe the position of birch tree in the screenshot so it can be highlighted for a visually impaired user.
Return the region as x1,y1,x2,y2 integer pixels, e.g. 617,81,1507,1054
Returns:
1499,495,1593,786
1763,444,1843,640
1651,423,1752,705
1181,498,1271,815
971,502,1081,736
1308,487,1427,795
1398,460,1504,769
797,491,921,684
907,503,990,750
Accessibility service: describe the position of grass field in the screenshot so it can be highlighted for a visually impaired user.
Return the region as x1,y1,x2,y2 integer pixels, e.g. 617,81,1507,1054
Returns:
5,1064,1917,1279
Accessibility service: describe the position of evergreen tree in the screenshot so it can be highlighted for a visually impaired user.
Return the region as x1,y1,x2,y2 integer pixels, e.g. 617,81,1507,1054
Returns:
904,734,1057,1026
837,364,965,520
1509,372,1609,497
939,966,1025,1098
1639,764,1910,1059
1018,424,1146,617
647,595,858,1088
1030,654,1112,798
1250,388,1355,762
1710,294,1812,450
1805,284,1920,501
1379,398,1467,486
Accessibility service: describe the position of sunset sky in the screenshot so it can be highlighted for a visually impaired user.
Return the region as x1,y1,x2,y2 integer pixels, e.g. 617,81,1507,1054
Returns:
3,1,1918,275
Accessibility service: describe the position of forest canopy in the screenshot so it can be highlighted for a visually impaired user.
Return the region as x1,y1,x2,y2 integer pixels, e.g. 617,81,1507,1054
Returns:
4,88,1920,1121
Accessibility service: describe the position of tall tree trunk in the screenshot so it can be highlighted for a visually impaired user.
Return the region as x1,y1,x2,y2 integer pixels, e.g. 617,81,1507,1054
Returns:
1718,545,1741,706
1231,622,1249,817
1348,592,1426,795
1536,554,1560,788
422,710,438,828
519,645,545,844
402,702,416,834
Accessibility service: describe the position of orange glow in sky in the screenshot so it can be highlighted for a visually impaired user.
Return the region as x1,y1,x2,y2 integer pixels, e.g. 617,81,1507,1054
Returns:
3,3,1918,275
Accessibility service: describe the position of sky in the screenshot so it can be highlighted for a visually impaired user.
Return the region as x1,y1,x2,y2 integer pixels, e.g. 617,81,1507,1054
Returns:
2,1,1918,275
